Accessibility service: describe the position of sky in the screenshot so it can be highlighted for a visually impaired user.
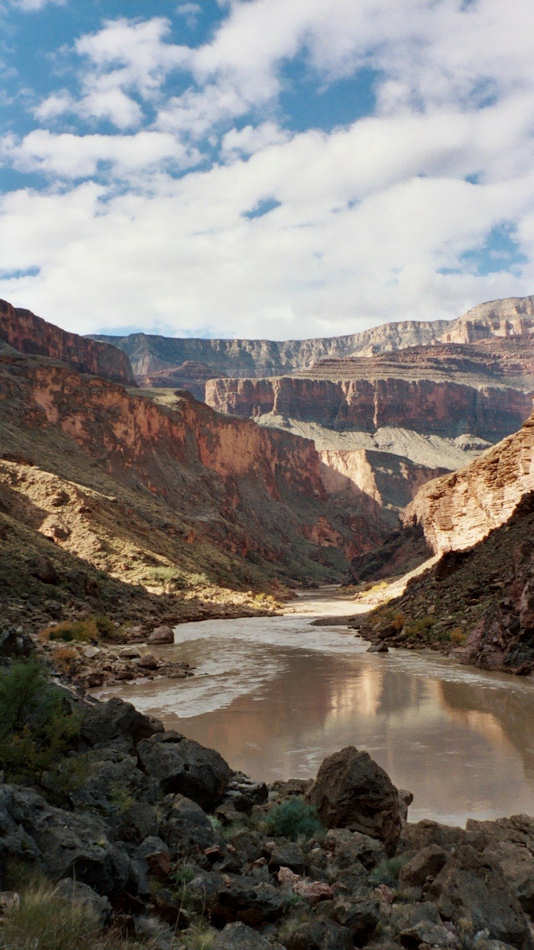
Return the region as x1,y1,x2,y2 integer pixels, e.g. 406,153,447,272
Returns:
0,0,534,340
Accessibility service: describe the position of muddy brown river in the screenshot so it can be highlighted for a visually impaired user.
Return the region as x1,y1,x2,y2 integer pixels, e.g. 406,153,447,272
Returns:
98,591,534,826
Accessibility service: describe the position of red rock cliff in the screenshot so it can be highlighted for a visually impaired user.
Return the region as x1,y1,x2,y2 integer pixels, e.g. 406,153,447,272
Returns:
205,376,533,442
0,299,135,385
405,412,534,554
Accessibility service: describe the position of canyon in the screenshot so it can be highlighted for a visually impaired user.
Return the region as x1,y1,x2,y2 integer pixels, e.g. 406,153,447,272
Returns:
2,293,534,950
0,302,402,637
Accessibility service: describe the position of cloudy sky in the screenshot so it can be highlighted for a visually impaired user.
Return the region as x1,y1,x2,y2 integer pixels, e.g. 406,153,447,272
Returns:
1,0,533,340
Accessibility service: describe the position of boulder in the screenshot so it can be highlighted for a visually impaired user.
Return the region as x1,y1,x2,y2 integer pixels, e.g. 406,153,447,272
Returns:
55,879,112,927
137,732,232,810
148,625,175,644
333,897,380,943
81,698,163,748
223,771,268,812
158,794,215,854
0,785,130,897
284,919,352,950
308,747,402,855
187,871,285,926
428,845,530,947
398,844,448,886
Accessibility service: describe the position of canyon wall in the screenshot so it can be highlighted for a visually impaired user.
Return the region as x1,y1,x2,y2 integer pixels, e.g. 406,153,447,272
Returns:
0,299,135,385
440,295,534,344
319,448,447,511
94,295,534,386
405,412,534,555
205,375,533,442
95,319,450,379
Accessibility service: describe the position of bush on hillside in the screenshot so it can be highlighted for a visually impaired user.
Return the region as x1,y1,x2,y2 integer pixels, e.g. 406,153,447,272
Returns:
0,659,80,783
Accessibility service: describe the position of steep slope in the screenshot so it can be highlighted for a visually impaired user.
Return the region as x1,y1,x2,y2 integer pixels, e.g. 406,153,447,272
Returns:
404,412,534,554
0,298,134,385
358,491,534,674
355,412,534,673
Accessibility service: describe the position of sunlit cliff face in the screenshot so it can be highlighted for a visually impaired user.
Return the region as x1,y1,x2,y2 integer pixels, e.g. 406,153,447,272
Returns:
407,413,534,555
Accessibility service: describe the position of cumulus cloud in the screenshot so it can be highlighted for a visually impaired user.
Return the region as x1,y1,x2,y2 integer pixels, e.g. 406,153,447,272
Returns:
2,129,201,178
3,0,534,337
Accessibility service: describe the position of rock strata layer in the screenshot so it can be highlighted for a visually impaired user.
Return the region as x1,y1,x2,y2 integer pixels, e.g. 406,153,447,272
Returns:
205,375,532,442
0,298,134,385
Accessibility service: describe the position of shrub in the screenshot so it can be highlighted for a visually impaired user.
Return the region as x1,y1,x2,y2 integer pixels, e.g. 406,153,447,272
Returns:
0,882,101,950
0,660,80,783
448,626,466,644
265,798,322,841
39,614,116,644
369,854,410,887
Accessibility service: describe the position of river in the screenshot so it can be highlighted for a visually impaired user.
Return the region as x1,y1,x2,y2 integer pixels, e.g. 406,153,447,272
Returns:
98,590,534,827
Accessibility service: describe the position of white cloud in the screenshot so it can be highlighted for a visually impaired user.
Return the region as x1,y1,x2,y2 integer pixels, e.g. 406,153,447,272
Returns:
176,3,201,30
221,122,290,157
3,1,534,339
2,90,534,340
10,0,65,10
2,129,201,178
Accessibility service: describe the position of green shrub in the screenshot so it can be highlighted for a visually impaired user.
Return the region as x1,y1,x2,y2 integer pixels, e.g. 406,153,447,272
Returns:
0,660,80,783
265,798,322,841
369,854,410,886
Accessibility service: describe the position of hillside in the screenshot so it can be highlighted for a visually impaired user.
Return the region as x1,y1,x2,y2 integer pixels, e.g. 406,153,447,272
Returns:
354,411,534,673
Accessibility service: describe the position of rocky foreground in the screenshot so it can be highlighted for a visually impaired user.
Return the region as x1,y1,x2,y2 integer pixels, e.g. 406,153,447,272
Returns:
1,667,534,950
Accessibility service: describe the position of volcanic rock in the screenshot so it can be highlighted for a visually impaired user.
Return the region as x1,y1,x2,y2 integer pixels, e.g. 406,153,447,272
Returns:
308,746,403,855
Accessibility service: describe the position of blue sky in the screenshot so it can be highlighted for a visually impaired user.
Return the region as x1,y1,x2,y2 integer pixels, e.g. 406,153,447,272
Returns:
0,0,533,339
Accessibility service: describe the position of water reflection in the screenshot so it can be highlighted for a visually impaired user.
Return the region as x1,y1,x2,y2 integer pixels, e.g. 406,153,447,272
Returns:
99,612,534,826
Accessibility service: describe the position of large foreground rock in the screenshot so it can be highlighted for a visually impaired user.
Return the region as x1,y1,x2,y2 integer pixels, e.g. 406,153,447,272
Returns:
308,746,402,854
137,731,232,810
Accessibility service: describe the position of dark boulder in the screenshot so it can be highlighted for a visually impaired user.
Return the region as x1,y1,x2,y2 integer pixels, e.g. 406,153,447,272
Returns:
308,747,402,855
428,845,530,948
137,731,232,810
81,698,163,748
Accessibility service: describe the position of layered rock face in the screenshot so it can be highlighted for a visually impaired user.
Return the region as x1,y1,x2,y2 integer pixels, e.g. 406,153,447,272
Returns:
94,319,449,381
94,295,534,388
0,298,135,385
205,376,532,442
441,294,534,344
406,412,534,555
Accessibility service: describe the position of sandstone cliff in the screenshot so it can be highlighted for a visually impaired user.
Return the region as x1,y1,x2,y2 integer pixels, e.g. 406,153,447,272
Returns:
441,294,534,344
94,294,534,389
94,319,449,381
0,298,135,385
359,491,534,674
405,412,534,555
205,375,532,443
